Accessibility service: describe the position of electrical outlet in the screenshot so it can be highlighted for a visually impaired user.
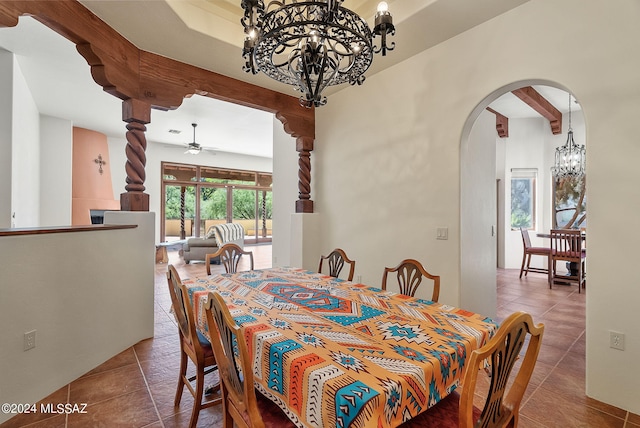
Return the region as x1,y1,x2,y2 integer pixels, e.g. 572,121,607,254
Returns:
24,330,36,351
609,331,625,351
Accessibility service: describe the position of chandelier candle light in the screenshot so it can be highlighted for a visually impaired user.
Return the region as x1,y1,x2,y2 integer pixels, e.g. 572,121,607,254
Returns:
551,93,586,178
241,0,395,108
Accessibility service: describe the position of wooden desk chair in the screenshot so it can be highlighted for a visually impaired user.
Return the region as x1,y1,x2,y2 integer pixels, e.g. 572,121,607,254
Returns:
206,243,254,275
318,248,356,281
550,228,586,292
166,265,221,428
519,227,551,279
204,292,296,428
399,311,544,428
382,259,440,301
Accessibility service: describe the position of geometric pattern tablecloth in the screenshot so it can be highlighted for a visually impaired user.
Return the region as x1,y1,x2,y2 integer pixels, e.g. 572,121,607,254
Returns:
184,267,497,428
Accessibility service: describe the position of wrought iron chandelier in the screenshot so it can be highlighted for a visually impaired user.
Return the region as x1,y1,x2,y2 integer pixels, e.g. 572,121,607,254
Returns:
241,0,395,108
551,93,586,178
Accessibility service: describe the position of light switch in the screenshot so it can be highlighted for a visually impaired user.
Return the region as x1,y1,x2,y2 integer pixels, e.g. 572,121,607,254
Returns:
436,227,448,240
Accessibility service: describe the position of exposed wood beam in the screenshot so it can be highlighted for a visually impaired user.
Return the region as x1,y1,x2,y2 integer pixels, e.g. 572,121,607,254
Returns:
511,86,562,134
486,107,509,138
0,0,317,213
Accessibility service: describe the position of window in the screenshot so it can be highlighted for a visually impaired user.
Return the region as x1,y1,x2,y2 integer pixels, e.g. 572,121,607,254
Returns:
553,175,586,229
161,162,272,243
511,168,537,230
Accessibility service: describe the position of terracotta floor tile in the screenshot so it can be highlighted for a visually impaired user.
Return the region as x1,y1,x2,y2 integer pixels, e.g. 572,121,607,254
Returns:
628,412,640,425
138,355,182,387
146,379,192,419
69,364,147,405
517,414,549,428
66,390,159,428
585,397,628,419
161,404,223,428
522,390,625,427
80,347,138,378
0,387,69,428
21,414,67,428
134,334,181,361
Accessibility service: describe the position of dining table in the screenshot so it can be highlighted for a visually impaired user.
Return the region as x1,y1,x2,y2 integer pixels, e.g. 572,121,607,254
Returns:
183,267,498,428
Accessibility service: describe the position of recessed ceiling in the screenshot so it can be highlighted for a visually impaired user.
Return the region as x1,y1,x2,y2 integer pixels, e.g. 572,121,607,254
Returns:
0,0,534,159
0,16,275,158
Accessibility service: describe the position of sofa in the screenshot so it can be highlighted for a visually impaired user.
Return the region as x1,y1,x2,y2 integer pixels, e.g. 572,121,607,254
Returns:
181,223,245,264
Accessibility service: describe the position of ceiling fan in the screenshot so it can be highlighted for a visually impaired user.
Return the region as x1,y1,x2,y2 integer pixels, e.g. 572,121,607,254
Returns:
184,123,216,155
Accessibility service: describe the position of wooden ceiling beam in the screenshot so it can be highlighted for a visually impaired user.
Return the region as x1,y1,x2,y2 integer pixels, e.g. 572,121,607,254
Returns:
486,107,509,138
511,86,562,134
0,0,316,213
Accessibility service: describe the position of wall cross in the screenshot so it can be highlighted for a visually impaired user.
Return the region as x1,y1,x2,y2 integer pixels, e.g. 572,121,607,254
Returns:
94,154,107,175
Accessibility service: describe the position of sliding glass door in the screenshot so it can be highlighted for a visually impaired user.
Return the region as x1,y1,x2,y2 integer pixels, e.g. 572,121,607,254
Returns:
161,162,272,244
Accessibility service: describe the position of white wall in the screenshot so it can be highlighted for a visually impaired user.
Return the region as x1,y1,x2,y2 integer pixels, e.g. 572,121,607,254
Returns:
315,0,640,414
107,133,273,243
271,116,299,267
460,109,496,316
0,212,155,424
11,55,40,227
39,115,73,226
0,49,12,228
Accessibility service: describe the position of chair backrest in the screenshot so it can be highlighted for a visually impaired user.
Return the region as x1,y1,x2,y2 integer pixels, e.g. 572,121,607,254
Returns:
206,243,254,275
204,291,264,428
318,248,356,281
381,259,440,301
550,229,583,259
520,227,532,250
458,311,544,428
166,265,200,353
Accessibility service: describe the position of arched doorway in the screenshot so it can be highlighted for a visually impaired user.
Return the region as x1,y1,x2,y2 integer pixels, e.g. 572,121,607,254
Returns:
460,80,587,317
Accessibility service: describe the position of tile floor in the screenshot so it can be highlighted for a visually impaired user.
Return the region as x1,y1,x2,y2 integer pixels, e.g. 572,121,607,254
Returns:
3,249,639,427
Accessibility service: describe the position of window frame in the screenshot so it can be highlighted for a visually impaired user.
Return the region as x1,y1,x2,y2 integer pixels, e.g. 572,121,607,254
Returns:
510,168,538,231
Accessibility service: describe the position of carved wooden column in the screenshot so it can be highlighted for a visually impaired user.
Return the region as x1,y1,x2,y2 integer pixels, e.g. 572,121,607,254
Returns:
180,186,186,240
275,109,315,213
295,136,314,213
120,99,151,211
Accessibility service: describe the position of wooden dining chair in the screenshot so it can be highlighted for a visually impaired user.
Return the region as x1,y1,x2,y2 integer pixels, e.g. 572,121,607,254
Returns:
318,248,356,281
519,227,551,279
166,265,222,428
399,311,545,428
204,291,296,428
206,243,254,275
550,228,586,292
381,259,440,301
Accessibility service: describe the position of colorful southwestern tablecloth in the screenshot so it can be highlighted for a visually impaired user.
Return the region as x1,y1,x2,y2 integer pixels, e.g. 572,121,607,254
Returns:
184,267,497,428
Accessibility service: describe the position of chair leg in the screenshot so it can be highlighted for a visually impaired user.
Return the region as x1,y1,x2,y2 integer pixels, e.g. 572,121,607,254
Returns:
189,363,206,428
519,252,527,278
524,254,532,276
175,349,188,406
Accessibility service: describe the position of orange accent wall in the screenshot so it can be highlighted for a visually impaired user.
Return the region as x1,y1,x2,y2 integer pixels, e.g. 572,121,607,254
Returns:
71,127,119,225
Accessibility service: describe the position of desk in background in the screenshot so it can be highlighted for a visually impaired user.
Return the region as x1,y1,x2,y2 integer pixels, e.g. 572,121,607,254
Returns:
184,267,497,428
